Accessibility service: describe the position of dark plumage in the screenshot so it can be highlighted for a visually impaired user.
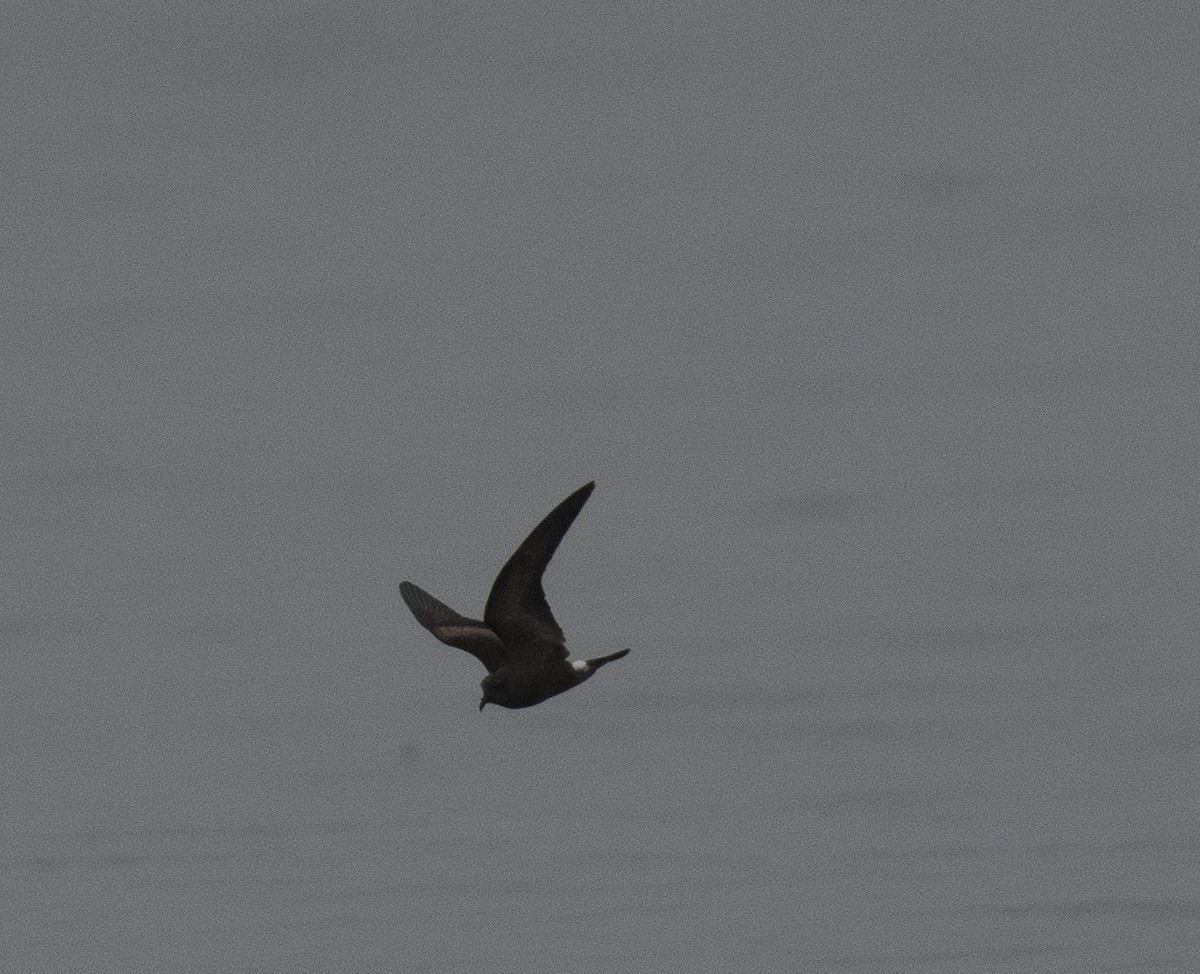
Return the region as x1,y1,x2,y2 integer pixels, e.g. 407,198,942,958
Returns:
399,482,629,710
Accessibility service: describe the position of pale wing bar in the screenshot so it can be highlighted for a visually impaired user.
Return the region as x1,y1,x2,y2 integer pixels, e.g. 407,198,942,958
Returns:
399,581,508,672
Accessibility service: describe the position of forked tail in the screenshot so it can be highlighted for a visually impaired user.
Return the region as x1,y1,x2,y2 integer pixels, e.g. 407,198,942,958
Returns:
586,648,630,670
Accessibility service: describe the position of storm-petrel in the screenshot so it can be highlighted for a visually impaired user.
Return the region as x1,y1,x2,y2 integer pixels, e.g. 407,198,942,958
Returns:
399,481,629,710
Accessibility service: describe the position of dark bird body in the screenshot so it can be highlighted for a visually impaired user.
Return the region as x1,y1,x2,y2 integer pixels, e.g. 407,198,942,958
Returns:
399,482,629,710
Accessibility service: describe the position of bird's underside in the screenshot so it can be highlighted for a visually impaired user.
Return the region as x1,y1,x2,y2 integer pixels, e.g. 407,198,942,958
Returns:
398,481,630,710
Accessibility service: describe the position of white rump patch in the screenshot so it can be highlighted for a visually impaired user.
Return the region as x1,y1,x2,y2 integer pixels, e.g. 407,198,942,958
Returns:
570,659,590,673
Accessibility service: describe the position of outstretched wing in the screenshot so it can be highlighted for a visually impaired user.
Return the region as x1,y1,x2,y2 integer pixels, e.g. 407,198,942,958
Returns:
483,481,594,662
399,581,508,673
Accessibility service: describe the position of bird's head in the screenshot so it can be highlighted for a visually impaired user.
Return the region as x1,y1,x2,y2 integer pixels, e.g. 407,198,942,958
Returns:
479,671,505,711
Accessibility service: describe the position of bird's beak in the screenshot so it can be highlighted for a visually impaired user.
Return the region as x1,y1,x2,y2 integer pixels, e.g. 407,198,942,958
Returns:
479,699,487,711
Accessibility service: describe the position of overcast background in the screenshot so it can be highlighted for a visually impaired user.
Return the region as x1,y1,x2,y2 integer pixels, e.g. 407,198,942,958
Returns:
4,2,1199,972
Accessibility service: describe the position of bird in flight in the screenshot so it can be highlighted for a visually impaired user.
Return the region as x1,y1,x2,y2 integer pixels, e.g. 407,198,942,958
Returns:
399,481,629,710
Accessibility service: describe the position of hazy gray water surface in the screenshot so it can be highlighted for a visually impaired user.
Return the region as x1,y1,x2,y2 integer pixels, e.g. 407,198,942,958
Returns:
5,2,1199,971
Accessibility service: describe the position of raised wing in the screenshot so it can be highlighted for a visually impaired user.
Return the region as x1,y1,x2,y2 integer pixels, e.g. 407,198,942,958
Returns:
399,581,508,673
483,481,595,662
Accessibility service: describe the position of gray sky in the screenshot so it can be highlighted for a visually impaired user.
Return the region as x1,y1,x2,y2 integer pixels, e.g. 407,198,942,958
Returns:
4,2,1199,971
